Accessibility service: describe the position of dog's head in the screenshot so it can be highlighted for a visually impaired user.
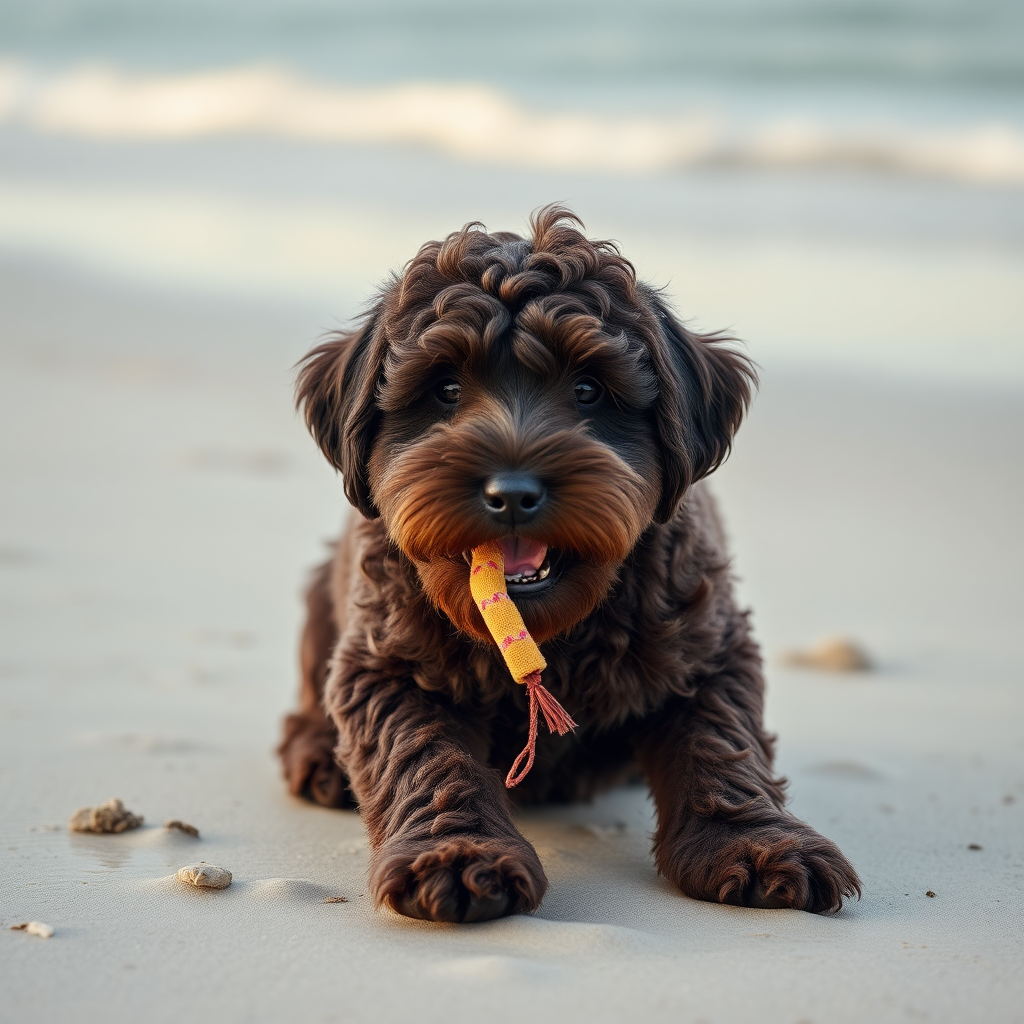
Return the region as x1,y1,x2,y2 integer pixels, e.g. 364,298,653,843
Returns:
297,206,755,643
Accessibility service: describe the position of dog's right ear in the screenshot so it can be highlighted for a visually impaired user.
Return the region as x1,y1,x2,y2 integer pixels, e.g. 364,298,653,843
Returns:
295,315,382,519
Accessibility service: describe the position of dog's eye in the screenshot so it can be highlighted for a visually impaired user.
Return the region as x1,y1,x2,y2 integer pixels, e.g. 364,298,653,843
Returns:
573,378,602,406
436,380,462,405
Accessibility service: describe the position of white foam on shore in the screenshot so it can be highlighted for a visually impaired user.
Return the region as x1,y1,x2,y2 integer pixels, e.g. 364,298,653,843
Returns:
2,59,1024,184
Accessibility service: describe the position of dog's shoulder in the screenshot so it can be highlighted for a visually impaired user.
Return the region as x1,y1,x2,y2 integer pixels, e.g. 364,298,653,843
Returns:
332,513,500,698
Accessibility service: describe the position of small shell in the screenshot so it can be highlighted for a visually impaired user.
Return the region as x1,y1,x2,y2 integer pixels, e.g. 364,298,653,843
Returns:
165,820,200,838
69,798,143,834
176,864,232,889
11,921,54,938
779,637,873,672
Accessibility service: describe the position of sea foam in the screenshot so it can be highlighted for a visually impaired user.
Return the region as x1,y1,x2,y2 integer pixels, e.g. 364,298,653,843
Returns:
1,60,1023,184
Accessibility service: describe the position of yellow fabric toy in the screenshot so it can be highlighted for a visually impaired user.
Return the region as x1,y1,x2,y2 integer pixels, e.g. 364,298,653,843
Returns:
470,542,577,787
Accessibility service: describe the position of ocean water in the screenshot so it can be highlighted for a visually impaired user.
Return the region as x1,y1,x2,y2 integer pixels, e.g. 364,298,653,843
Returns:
3,0,1024,177
0,0,1022,384
3,0,1023,106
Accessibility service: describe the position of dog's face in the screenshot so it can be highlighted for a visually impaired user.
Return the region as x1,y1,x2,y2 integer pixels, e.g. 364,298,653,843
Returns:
298,207,754,643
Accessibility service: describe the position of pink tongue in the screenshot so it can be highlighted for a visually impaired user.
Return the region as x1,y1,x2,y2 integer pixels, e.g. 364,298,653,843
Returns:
499,538,548,576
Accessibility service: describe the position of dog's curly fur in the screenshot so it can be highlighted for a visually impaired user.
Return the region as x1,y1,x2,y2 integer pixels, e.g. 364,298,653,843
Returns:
278,205,860,922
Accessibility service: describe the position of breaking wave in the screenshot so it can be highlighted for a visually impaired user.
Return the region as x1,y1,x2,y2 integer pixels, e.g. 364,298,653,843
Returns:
1,60,1023,184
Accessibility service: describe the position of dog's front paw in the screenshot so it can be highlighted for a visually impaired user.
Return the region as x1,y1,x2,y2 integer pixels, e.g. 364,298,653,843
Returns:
278,713,355,809
664,817,861,914
371,836,548,923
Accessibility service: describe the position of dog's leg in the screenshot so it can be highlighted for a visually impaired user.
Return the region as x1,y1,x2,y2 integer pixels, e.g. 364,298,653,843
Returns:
636,634,861,913
330,668,548,923
278,559,355,808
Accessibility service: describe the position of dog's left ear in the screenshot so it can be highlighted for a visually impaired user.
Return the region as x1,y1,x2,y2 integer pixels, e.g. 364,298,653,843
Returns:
647,294,757,523
295,313,384,519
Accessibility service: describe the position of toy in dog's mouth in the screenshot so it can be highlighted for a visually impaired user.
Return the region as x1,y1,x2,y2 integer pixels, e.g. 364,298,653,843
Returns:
469,540,577,788
464,538,558,594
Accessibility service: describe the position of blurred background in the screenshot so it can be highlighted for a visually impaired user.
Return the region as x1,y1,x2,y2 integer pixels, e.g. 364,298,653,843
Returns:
2,0,1023,381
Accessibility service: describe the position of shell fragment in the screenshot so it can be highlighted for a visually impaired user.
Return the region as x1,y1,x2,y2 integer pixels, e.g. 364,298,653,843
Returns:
176,864,232,889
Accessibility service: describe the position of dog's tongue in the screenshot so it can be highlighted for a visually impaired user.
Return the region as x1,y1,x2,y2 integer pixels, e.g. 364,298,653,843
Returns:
499,538,548,576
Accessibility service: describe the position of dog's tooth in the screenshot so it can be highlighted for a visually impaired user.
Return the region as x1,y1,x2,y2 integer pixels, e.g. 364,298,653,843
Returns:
506,571,544,584
505,560,556,586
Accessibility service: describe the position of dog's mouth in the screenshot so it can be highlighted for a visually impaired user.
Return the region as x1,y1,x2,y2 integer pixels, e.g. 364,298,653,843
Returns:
463,538,560,595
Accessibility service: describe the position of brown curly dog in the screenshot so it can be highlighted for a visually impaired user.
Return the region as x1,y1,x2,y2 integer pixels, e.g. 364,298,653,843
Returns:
278,205,860,923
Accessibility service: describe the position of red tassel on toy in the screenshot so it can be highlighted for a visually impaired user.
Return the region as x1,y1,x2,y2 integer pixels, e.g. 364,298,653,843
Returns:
505,670,578,789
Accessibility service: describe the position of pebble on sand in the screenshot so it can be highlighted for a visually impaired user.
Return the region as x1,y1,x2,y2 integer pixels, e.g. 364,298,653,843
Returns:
165,820,200,838
176,864,232,889
68,798,144,834
10,922,54,938
779,637,873,672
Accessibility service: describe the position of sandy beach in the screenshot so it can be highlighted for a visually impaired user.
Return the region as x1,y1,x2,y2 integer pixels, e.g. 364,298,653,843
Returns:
2,254,1022,1022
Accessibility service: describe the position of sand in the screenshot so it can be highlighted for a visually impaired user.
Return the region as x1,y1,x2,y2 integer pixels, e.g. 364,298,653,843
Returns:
1,259,1023,1023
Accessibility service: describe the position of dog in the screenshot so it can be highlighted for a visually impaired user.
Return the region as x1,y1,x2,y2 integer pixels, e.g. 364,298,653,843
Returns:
278,205,860,922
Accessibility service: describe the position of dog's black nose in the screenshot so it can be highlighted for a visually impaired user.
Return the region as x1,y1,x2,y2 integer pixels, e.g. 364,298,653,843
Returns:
482,473,546,525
